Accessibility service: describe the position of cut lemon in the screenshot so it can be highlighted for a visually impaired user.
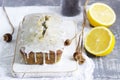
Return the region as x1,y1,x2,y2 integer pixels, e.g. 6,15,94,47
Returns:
87,3,116,27
85,27,115,56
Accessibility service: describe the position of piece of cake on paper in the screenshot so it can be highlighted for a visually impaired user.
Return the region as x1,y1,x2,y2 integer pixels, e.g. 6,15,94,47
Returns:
19,14,68,65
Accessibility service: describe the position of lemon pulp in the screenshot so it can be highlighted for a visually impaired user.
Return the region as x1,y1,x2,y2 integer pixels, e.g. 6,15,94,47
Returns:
85,27,115,56
87,3,116,27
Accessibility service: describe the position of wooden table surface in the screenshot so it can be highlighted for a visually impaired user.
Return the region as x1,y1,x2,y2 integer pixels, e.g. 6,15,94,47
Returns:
1,0,120,80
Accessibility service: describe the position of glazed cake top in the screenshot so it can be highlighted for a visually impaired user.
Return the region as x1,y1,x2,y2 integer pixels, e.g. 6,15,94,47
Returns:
20,14,67,53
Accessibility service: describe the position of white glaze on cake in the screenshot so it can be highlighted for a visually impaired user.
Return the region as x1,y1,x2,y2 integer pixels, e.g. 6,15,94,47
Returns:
21,14,65,53
19,14,76,64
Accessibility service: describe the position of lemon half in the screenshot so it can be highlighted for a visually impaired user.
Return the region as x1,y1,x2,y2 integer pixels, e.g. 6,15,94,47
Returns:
87,3,116,27
85,27,115,56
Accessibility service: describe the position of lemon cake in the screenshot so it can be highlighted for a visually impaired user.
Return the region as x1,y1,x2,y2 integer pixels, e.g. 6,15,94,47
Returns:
19,14,66,64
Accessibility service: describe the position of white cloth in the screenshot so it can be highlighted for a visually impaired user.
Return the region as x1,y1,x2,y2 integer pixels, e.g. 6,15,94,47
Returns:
0,6,95,80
